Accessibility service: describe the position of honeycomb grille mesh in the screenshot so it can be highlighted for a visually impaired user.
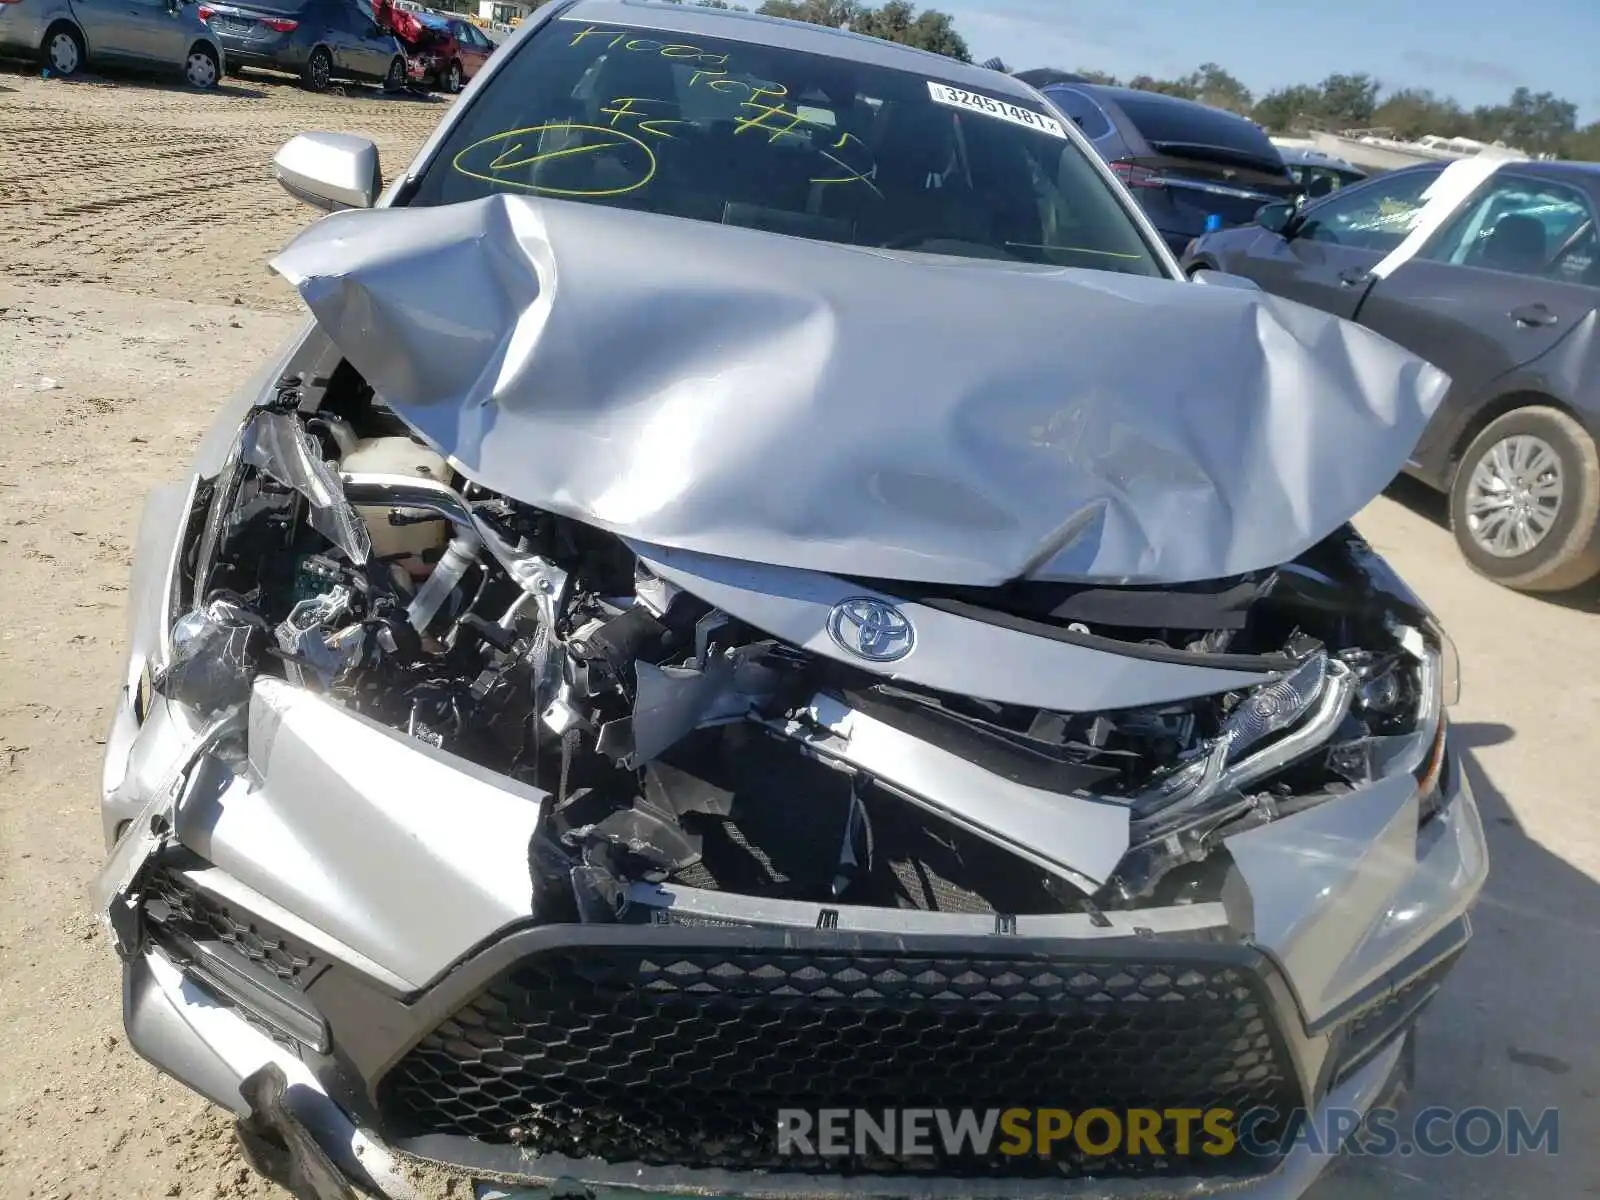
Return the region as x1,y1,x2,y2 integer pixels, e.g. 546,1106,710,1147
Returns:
144,868,318,988
381,944,1300,1177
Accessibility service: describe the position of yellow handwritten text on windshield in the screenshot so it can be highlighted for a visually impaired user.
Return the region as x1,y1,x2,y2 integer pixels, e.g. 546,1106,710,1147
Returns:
455,25,882,196
451,123,657,198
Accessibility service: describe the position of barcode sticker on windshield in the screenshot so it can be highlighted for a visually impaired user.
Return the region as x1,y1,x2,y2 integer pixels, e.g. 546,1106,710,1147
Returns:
927,82,1067,139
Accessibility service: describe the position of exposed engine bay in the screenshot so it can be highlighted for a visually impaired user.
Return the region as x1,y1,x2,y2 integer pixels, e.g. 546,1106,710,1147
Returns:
158,367,1453,925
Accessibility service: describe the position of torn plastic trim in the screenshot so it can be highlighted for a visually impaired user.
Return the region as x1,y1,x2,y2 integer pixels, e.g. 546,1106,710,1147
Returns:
240,409,371,566
762,694,1130,892
626,880,1229,937
129,949,427,1200
93,707,246,955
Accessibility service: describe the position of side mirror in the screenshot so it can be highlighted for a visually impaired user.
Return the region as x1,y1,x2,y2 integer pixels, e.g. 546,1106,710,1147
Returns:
273,132,382,212
1190,268,1261,292
1255,201,1296,236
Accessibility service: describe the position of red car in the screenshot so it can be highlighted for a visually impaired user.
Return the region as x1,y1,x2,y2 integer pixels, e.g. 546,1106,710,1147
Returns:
395,10,491,93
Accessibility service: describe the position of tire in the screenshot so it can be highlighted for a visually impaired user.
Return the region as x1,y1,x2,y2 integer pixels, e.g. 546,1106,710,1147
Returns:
1448,405,1600,592
183,43,220,89
42,21,85,76
301,45,332,92
382,55,406,92
444,59,462,93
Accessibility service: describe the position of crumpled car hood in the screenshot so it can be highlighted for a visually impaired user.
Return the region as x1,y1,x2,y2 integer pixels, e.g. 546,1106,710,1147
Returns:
270,194,1449,586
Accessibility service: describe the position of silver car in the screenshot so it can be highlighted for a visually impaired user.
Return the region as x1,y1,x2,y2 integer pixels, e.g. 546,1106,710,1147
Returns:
95,3,1486,1197
1,0,223,86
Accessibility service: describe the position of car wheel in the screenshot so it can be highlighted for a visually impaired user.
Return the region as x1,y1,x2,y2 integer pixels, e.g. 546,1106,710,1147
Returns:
1449,405,1600,592
383,55,406,92
302,46,332,91
444,59,462,93
42,22,85,76
184,44,220,89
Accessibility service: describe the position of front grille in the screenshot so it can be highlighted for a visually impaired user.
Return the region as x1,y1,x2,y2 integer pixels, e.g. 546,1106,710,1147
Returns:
144,867,320,989
381,939,1301,1178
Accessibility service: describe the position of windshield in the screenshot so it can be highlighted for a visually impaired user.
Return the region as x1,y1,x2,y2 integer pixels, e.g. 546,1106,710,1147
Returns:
408,17,1163,274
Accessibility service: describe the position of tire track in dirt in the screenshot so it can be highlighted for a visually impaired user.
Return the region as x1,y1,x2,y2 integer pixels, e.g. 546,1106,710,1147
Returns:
0,68,449,308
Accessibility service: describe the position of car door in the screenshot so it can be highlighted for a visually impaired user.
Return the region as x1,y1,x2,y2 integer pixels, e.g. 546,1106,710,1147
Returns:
68,0,150,58
1222,166,1445,320
455,21,487,77
1356,172,1600,470
325,0,378,77
352,0,394,77
122,0,187,64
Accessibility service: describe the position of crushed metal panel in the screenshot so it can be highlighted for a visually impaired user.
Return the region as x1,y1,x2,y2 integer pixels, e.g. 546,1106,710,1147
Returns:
270,193,1450,587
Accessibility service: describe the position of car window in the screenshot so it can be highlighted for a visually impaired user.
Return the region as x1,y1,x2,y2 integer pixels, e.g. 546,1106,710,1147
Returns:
407,19,1165,276
1421,175,1599,285
1296,167,1444,252
1287,164,1354,195
1043,87,1111,140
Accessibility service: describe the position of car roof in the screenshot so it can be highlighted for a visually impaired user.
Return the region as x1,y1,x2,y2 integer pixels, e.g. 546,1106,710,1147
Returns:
1504,159,1600,185
1071,83,1256,122
562,0,1044,101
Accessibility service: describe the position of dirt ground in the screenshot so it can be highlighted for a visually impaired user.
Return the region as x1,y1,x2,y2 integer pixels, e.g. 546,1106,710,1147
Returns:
1,62,1598,1200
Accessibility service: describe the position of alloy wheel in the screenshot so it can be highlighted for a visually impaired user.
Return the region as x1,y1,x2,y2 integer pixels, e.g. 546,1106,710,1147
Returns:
1464,433,1564,558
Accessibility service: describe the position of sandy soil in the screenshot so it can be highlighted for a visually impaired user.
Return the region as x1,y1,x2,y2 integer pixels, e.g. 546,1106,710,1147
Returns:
1,62,1597,1200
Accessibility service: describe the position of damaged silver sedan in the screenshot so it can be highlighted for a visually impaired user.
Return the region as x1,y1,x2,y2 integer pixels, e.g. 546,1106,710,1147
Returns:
96,3,1487,1197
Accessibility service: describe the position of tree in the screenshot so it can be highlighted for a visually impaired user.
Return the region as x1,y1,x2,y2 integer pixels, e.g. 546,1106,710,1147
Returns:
1184,62,1252,113
1074,68,1120,85
1562,121,1600,162
756,0,859,24
1315,72,1381,127
1252,84,1323,131
851,0,971,61
1474,87,1577,155
1126,74,1197,100
1372,87,1470,140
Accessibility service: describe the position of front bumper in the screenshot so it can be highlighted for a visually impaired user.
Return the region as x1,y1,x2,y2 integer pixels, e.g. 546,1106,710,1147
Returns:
97,458,1488,1199
122,922,1425,1200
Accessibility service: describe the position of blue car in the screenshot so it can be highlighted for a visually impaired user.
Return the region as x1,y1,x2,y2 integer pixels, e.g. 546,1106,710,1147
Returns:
196,0,404,91
0,0,224,87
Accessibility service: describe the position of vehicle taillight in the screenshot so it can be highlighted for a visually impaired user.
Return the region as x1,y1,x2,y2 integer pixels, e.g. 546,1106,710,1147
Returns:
1111,162,1165,189
196,3,213,17
262,16,298,31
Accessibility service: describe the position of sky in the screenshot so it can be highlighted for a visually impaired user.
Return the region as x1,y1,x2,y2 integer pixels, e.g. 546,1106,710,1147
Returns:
938,0,1600,124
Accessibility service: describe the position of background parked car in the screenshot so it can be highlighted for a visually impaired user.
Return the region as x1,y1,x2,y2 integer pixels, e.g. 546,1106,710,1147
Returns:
196,0,404,91
1277,145,1368,201
0,0,223,86
1185,160,1600,592
1030,78,1300,256
400,11,489,92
